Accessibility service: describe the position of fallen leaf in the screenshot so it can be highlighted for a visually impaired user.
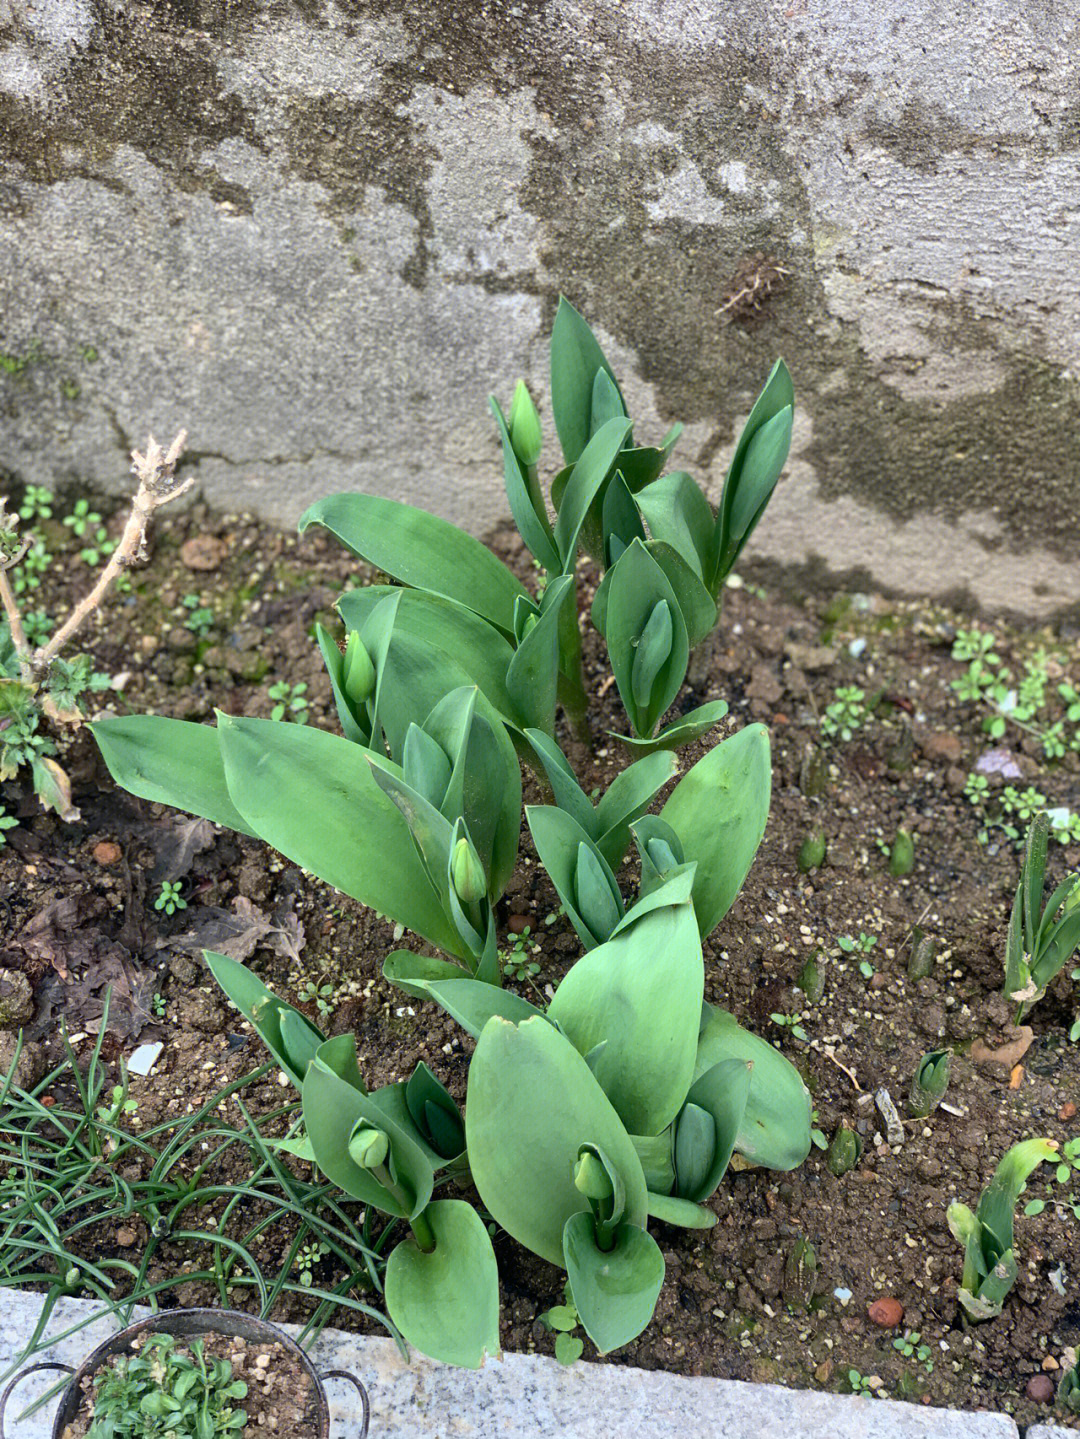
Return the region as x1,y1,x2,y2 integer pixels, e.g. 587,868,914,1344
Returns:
169,896,273,962
971,1026,1034,1068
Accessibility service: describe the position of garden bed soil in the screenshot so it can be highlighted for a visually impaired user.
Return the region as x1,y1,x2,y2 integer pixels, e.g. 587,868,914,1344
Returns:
1,493,1078,1429
66,1329,318,1438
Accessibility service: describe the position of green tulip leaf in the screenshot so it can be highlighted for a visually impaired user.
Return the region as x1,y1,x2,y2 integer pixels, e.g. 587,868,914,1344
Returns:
712,360,794,588
216,714,466,959
204,951,325,1087
91,716,257,837
465,1016,647,1267
635,471,715,580
523,729,598,836
676,1057,751,1202
609,700,729,754
402,975,547,1038
659,723,770,935
506,574,574,735
563,1213,665,1354
548,900,703,1136
315,624,369,745
382,950,472,999
553,417,634,571
614,425,683,491
550,296,628,465
592,748,678,869
385,1200,501,1368
601,470,647,567
601,539,689,739
299,493,527,635
302,1054,434,1219
644,1192,717,1229
610,866,698,937
694,1004,811,1170
526,805,624,949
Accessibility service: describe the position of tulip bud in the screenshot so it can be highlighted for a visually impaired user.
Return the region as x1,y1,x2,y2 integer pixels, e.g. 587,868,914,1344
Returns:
797,829,826,872
343,631,375,704
796,952,826,1004
348,1125,389,1170
907,930,937,980
826,1126,862,1177
451,835,486,904
574,1151,614,1203
508,380,542,467
909,1049,950,1118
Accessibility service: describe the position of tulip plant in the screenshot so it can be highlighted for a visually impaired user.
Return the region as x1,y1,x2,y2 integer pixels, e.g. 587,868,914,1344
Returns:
202,856,810,1368
89,301,804,1365
300,298,793,747
1003,813,1080,1021
947,1137,1058,1321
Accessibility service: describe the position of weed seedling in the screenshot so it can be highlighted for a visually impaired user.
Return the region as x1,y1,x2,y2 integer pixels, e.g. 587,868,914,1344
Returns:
893,1330,934,1374
17,486,54,524
769,1011,809,1042
295,1239,331,1289
502,926,541,982
0,807,17,846
297,979,335,1020
820,686,867,742
182,594,215,636
539,1281,585,1366
154,880,187,916
268,680,309,723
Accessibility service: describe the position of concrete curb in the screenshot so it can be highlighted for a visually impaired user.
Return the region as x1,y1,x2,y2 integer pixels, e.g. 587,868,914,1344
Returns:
0,1290,1072,1438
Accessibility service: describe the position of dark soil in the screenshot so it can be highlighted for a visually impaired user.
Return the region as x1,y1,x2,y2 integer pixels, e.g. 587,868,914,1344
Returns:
67,1329,318,1438
1,493,1078,1428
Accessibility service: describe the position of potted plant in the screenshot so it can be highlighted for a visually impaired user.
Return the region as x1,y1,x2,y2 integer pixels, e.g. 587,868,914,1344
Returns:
0,1308,369,1438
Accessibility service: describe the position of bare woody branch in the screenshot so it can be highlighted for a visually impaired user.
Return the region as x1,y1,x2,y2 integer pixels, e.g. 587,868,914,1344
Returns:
2,431,191,685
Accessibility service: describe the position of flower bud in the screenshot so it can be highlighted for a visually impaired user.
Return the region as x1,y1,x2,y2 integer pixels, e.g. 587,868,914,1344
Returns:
348,1125,389,1170
889,828,915,877
508,380,542,467
574,1151,614,1203
826,1126,861,1177
450,835,486,904
343,631,375,705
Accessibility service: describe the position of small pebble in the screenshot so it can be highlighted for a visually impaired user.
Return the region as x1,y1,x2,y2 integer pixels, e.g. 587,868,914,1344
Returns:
92,840,122,866
1025,1373,1054,1403
116,1226,137,1247
868,1296,904,1328
1059,1101,1077,1121
507,914,531,934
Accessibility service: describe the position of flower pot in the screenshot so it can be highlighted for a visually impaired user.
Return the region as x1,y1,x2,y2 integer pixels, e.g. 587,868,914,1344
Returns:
0,1308,369,1438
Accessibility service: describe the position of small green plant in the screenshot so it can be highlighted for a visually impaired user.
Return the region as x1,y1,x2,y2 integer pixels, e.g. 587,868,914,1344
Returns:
1059,1356,1080,1415
182,593,216,636
297,978,335,1020
947,1138,1058,1320
893,1330,934,1374
86,1331,248,1438
1003,814,1080,1022
839,930,877,977
95,1081,139,1127
18,485,53,523
294,1239,331,1288
846,1368,877,1397
888,828,914,877
820,686,867,742
11,537,52,595
0,805,17,846
502,926,541,982
268,680,309,723
63,498,102,538
769,1010,809,1042
826,1126,862,1177
539,1280,585,1365
154,880,187,916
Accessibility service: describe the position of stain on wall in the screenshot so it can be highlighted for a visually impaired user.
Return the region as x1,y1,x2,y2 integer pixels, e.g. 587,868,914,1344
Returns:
1,0,1078,612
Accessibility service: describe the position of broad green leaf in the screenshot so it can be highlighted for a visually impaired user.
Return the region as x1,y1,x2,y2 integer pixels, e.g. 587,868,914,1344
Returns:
593,748,678,869
302,1055,434,1219
526,805,624,950
466,1016,647,1267
659,723,770,935
630,1132,676,1194
506,575,574,735
385,1200,501,1368
602,540,689,739
553,418,633,570
384,955,546,1031
645,1192,716,1229
976,1138,1057,1262
405,1064,465,1160
601,470,647,568
646,544,719,647
204,951,324,1087
563,1214,664,1354
675,1058,751,1201
300,493,527,634
548,901,703,1136
610,700,729,754
614,425,683,491
383,950,471,999
523,729,598,836
1023,813,1050,956
610,865,697,937
694,1004,811,1170
91,716,257,837
713,360,794,588
550,297,628,465
338,587,518,727
635,471,714,579
216,714,466,959
490,396,560,574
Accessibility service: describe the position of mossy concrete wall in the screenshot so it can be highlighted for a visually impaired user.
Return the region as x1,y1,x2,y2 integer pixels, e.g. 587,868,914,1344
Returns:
2,1,1079,614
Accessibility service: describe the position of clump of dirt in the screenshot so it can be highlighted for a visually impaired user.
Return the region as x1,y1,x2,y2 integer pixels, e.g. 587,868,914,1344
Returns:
1,492,1078,1429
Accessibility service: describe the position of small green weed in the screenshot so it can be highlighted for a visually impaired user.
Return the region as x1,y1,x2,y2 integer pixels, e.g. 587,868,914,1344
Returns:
86,1331,248,1438
268,681,309,723
539,1281,585,1365
154,880,187,916
820,686,867,742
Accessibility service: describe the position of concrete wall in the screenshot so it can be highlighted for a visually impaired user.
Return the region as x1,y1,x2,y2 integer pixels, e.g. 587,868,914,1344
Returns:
2,0,1079,614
